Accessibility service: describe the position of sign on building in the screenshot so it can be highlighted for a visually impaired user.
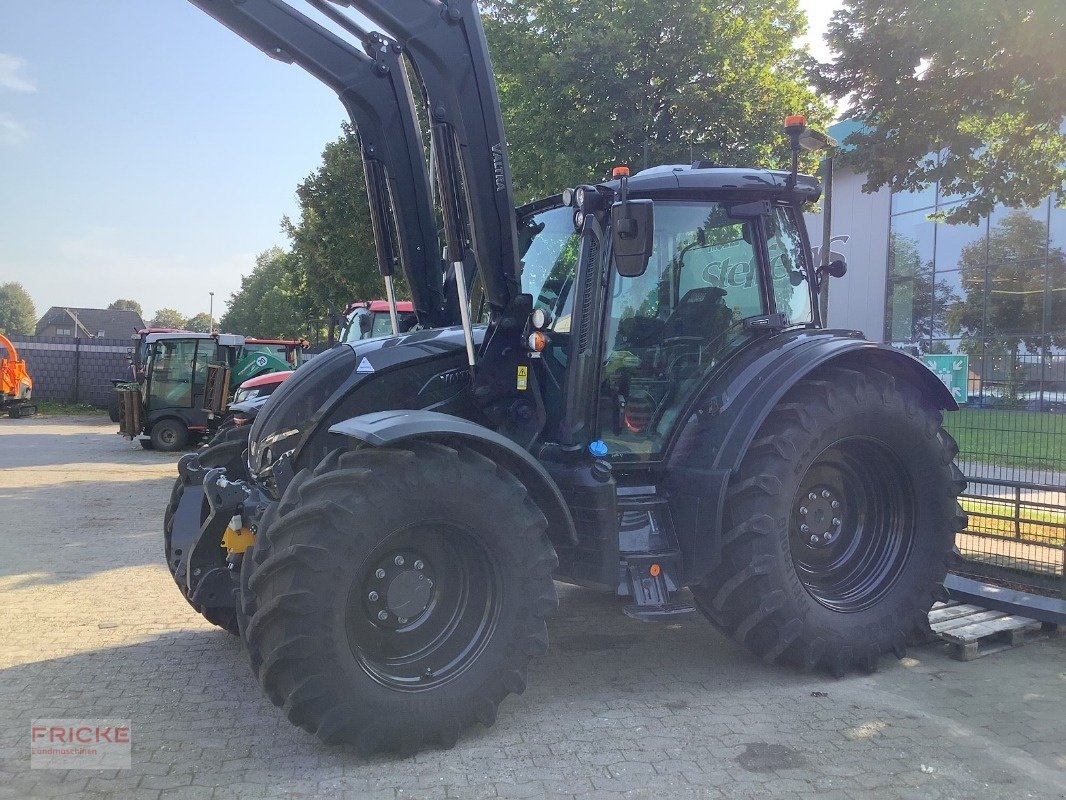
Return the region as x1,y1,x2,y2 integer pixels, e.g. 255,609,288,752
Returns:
923,354,969,404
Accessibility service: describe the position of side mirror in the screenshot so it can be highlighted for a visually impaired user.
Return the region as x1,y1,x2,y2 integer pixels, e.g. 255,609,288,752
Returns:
611,199,654,278
826,258,847,278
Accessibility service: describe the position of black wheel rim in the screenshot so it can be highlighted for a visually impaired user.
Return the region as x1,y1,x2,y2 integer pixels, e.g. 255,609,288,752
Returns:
159,426,177,445
346,523,500,691
789,437,915,613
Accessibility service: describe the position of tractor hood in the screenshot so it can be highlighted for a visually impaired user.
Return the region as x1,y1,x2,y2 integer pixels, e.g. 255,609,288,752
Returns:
248,326,484,485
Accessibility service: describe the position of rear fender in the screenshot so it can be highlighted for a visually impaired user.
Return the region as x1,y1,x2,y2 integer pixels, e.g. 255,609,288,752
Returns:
668,330,957,580
329,410,577,549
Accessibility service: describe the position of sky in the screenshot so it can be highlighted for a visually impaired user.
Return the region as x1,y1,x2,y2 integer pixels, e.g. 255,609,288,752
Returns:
0,0,840,325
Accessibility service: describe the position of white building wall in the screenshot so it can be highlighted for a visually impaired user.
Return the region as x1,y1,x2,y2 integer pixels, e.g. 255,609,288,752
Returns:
804,168,892,341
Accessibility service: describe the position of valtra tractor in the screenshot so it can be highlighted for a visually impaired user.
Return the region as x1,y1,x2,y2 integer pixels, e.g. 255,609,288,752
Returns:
166,0,967,754
0,333,36,418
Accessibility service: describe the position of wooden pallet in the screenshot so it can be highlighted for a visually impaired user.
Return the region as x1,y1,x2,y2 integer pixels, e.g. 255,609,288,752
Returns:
928,601,1057,661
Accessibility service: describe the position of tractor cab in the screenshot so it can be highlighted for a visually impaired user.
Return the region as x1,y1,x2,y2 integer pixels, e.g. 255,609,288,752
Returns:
118,332,245,451
340,300,417,343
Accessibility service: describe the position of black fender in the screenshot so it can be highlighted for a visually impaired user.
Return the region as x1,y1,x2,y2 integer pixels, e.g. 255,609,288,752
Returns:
328,410,578,549
668,329,957,581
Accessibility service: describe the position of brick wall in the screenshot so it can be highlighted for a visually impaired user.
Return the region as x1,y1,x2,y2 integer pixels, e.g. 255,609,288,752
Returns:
7,337,132,406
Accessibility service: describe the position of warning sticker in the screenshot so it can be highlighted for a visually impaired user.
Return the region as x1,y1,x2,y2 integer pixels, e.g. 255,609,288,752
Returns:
516,365,528,391
356,357,375,374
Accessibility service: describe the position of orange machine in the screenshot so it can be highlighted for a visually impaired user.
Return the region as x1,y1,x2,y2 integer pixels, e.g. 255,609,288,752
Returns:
0,333,36,418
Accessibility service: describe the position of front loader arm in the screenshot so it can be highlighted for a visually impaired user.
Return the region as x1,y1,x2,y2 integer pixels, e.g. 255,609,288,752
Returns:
337,0,522,313
187,0,446,327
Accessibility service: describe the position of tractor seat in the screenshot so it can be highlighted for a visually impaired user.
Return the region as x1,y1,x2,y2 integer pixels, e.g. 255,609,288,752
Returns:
664,286,730,340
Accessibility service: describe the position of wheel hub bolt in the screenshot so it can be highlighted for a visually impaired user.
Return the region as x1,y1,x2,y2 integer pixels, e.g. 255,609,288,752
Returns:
377,610,388,622
808,492,817,501
809,535,819,544
799,506,808,515
375,568,386,579
414,560,424,570
394,555,405,566
397,617,408,625
368,591,379,602
821,490,831,499
832,517,841,527
823,532,833,541
800,524,810,533
831,500,840,509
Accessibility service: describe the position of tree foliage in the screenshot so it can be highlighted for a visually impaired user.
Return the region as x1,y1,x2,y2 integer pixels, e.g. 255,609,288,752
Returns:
219,247,309,339
817,0,1065,224
185,312,213,333
108,298,144,318
0,282,36,336
284,123,401,316
483,0,830,201
148,308,186,329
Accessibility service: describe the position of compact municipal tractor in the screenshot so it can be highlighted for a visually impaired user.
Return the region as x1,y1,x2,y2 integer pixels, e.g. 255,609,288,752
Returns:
166,0,967,755
117,331,304,451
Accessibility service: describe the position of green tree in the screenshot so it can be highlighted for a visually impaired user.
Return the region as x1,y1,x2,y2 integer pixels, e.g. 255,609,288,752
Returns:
483,0,830,201
148,308,186,329
817,0,1065,224
108,299,143,318
219,247,309,339
0,282,37,336
284,124,401,321
185,312,213,333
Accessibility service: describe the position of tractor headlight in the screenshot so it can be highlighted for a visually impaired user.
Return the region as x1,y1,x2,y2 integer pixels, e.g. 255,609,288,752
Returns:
248,345,357,478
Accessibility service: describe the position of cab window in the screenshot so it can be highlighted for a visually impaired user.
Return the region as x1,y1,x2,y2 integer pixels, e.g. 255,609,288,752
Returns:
598,201,768,459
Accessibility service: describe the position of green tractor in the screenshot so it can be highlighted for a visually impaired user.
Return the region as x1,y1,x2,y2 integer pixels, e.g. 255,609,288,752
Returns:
165,0,967,755
117,331,301,451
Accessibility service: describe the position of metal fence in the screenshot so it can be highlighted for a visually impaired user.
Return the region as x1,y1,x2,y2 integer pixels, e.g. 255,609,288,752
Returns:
944,353,1066,595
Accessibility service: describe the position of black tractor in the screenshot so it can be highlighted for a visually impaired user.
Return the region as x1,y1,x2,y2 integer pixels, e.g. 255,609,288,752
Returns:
167,0,966,755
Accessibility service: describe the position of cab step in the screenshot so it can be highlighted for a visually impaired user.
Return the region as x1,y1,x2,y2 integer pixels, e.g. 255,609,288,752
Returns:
622,602,696,621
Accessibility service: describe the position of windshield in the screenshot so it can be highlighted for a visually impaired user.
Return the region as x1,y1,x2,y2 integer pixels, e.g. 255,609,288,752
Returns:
520,206,581,333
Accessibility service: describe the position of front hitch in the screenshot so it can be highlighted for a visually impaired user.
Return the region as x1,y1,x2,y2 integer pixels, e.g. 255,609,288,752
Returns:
170,462,257,611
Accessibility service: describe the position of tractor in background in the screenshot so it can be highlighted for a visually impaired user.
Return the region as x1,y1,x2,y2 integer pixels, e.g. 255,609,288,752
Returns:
117,331,304,451
0,333,36,418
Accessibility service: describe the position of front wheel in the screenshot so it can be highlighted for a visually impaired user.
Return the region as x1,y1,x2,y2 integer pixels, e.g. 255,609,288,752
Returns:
693,364,967,675
239,442,558,754
150,418,188,452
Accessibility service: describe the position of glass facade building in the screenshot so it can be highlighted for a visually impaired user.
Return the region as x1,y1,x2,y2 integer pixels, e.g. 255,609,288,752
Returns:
885,165,1066,405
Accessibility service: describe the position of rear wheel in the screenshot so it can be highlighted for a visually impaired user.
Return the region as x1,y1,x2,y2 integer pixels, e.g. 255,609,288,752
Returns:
162,426,250,634
107,394,121,423
692,365,967,675
239,442,558,754
151,418,188,452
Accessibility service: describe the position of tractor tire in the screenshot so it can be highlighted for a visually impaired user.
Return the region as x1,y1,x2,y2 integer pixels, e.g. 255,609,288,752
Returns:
162,426,251,635
238,442,558,754
150,418,188,452
692,364,967,676
107,394,121,423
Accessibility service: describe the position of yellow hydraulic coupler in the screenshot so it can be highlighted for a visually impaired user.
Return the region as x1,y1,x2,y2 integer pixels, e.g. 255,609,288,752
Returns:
222,514,256,555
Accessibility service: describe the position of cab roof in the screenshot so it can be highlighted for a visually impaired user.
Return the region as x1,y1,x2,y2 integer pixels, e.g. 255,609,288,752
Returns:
619,164,821,203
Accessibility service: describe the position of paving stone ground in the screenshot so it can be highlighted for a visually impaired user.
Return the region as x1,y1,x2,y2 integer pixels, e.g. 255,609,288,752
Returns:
1,416,1065,800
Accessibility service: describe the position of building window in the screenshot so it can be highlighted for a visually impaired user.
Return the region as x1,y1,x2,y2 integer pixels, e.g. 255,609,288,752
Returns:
56,327,72,336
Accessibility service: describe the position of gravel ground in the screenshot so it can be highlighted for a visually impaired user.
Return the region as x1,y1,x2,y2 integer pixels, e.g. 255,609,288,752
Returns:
1,415,1065,799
